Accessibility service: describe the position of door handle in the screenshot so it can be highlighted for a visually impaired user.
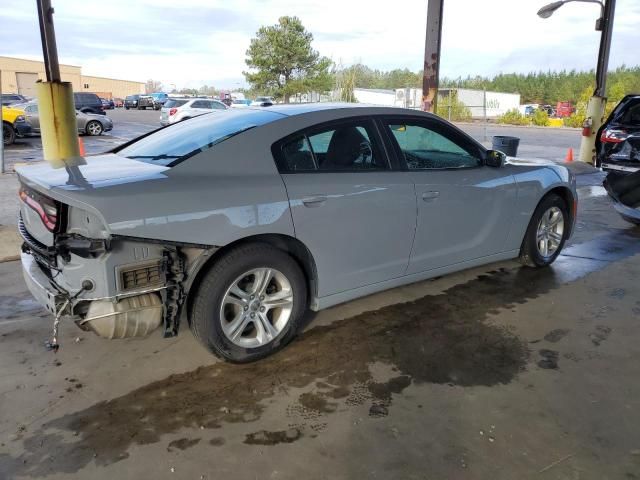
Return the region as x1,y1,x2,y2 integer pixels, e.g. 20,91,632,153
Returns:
302,195,327,207
422,191,440,201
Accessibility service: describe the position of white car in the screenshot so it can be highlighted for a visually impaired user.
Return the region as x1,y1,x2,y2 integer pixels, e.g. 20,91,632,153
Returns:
250,96,274,107
160,98,227,125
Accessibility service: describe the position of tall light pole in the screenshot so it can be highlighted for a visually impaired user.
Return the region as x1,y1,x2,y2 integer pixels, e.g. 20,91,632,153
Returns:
538,0,616,165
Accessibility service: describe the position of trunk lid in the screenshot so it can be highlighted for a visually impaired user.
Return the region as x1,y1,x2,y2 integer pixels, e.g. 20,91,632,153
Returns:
17,154,170,246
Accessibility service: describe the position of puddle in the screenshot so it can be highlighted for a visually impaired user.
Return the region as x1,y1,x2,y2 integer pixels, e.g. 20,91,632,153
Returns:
3,230,640,477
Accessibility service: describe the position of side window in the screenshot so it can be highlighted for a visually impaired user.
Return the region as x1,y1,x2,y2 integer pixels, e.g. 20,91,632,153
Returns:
275,120,388,173
310,122,387,170
211,102,226,110
191,100,206,108
386,122,480,170
280,135,316,171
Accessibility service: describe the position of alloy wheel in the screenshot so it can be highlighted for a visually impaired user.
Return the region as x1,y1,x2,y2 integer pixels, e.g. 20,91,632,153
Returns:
536,206,565,258
219,268,294,348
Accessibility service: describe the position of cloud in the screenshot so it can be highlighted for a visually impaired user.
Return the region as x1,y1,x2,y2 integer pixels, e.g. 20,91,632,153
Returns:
1,0,638,89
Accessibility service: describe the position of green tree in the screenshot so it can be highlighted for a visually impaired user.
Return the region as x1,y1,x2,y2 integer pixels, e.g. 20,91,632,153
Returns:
244,16,332,103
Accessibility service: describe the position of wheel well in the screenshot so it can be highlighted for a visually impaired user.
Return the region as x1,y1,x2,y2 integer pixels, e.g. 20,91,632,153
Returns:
184,234,318,320
545,186,576,235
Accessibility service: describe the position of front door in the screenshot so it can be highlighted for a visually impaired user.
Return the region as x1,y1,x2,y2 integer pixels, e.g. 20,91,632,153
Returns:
24,104,40,133
381,118,517,274
275,118,417,297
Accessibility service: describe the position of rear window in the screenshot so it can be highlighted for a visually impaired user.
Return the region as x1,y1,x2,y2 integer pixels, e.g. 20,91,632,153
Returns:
164,99,188,108
115,109,283,166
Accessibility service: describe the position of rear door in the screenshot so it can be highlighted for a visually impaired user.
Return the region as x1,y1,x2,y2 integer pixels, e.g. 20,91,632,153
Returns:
380,117,517,274
190,100,212,117
275,118,417,297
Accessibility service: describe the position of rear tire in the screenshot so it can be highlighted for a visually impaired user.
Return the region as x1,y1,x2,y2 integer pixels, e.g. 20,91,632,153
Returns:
519,193,569,268
3,122,15,145
190,243,307,363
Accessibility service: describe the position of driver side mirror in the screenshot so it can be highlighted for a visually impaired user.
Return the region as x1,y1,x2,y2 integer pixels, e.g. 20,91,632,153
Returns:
485,150,506,168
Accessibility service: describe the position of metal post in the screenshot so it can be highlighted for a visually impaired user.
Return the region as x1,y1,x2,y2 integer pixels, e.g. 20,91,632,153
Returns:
579,0,616,164
37,0,61,82
422,0,444,113
0,69,4,174
595,0,615,97
483,89,488,142
448,89,452,121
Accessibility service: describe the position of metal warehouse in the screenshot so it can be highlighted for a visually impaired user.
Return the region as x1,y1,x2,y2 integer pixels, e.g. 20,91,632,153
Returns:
0,56,145,99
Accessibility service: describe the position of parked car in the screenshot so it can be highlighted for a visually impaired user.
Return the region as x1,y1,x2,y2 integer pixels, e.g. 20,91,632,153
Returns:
124,95,140,109
596,94,640,174
17,104,576,362
231,99,252,108
603,170,640,225
159,97,227,125
100,98,115,110
1,93,30,106
73,92,105,115
22,102,113,136
251,96,274,107
113,98,124,108
150,92,169,110
2,105,32,145
136,95,156,110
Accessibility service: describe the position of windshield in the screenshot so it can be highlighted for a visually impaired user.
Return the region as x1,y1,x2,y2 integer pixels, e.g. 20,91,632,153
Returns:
116,109,283,166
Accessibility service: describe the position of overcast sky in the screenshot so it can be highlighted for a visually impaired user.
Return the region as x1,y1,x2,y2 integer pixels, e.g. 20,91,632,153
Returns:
2,0,639,90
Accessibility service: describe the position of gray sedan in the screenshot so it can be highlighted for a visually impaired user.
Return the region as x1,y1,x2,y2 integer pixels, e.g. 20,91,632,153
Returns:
21,102,113,136
17,104,576,362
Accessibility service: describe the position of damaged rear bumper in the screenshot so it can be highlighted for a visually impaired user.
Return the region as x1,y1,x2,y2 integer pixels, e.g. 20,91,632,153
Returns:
21,250,167,338
21,251,66,316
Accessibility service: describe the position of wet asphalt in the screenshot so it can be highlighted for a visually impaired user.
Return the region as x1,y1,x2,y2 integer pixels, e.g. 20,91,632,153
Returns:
1,144,640,479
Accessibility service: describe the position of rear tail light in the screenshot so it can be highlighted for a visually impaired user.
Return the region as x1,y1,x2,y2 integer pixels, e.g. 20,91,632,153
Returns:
19,185,62,233
600,128,629,144
169,108,177,116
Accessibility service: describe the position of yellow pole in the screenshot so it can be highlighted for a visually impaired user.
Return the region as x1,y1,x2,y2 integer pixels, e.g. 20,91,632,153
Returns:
36,81,85,169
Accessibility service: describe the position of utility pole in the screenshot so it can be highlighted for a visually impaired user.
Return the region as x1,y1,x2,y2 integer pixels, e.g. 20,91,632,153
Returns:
35,0,83,169
0,69,4,174
422,0,444,113
579,0,616,164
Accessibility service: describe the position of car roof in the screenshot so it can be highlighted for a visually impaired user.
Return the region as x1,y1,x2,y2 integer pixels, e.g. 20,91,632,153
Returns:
249,102,435,118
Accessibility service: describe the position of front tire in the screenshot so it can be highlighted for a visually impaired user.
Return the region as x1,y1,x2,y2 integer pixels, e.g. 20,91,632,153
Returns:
3,122,15,145
85,120,103,136
190,243,307,363
519,193,569,267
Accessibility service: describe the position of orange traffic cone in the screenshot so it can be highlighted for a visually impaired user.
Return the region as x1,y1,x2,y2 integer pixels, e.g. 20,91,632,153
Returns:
565,148,573,163
78,137,86,156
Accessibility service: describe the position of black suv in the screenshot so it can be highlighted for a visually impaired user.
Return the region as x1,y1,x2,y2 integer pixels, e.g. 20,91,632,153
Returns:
124,95,141,109
596,94,640,174
137,95,155,110
73,92,105,115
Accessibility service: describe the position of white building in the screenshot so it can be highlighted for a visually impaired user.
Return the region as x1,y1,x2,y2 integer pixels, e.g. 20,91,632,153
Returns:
392,87,521,118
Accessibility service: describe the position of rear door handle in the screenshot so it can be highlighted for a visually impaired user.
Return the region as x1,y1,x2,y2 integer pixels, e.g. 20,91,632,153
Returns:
422,191,440,202
302,195,327,207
